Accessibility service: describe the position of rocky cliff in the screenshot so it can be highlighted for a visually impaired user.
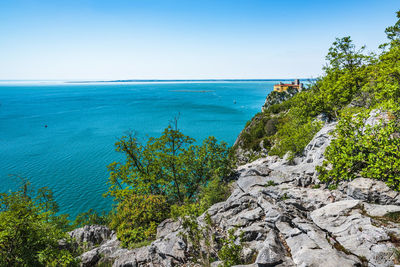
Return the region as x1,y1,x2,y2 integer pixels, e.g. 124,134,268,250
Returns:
71,121,400,267
262,87,299,112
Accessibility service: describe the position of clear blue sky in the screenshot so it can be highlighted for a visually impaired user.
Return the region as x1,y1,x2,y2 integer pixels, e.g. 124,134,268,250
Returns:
0,0,398,80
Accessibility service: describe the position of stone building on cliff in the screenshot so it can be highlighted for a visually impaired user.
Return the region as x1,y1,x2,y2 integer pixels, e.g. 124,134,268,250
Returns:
273,79,303,92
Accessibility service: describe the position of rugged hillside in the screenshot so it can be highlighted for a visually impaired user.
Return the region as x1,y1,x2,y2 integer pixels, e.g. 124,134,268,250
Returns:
233,86,302,164
72,118,400,267
233,85,309,164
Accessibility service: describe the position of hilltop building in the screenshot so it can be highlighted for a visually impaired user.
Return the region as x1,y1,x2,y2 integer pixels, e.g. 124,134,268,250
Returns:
273,79,303,93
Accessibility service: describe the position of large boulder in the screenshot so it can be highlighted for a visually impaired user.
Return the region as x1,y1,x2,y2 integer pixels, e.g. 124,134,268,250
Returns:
69,225,114,249
346,178,400,205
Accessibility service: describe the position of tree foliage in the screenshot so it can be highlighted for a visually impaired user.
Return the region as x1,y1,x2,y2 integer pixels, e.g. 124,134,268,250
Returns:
0,182,77,266
110,194,168,247
317,111,400,190
107,120,232,205
107,120,233,246
315,11,400,189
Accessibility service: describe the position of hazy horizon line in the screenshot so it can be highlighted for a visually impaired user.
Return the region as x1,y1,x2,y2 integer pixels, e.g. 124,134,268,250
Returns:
0,78,316,83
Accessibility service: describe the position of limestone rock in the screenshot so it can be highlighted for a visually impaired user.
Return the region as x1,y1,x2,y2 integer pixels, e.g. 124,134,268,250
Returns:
80,250,100,267
346,178,400,205
69,225,113,249
255,230,292,266
311,200,397,267
156,218,181,239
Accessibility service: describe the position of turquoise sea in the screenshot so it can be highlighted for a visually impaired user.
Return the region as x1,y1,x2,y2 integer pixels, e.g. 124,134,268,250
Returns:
0,81,276,218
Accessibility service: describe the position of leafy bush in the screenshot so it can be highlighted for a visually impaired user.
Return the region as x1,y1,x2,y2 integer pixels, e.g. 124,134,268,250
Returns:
218,229,243,267
269,116,322,157
317,111,400,190
0,182,78,266
199,177,231,211
109,194,168,247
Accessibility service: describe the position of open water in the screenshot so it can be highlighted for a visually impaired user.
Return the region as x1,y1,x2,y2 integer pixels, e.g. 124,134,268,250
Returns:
0,81,276,217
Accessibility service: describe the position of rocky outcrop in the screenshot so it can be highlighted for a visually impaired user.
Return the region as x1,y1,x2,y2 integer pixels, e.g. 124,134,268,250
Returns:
69,225,113,250
74,122,400,266
346,178,400,205
262,88,299,112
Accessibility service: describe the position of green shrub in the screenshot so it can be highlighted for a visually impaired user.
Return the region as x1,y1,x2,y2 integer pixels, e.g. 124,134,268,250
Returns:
0,182,78,266
179,212,216,266
318,111,400,190
218,229,243,267
199,178,231,210
264,117,279,136
109,194,168,247
269,116,322,157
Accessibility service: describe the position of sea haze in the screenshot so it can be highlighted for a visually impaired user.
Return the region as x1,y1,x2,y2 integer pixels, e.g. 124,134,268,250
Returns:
0,81,275,218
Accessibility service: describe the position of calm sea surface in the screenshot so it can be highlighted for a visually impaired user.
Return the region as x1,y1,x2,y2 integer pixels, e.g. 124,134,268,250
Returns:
0,81,275,218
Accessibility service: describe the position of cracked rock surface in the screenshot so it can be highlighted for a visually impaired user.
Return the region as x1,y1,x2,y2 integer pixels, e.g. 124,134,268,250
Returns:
72,122,400,267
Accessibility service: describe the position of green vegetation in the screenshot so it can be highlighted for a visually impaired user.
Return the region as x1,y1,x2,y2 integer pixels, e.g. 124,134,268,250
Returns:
0,181,78,266
178,212,245,267
312,184,321,189
239,112,279,152
109,194,168,247
218,229,244,267
316,11,400,190
236,11,400,192
317,111,400,190
265,180,276,187
106,118,233,247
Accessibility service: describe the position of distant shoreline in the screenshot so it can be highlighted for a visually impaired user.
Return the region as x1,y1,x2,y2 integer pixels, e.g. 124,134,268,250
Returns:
0,79,316,86
66,78,315,84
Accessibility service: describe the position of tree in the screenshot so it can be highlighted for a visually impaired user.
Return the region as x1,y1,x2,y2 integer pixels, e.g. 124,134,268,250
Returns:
0,182,77,266
106,120,233,246
325,36,367,72
371,10,400,106
382,10,400,46
316,36,373,118
107,120,232,205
